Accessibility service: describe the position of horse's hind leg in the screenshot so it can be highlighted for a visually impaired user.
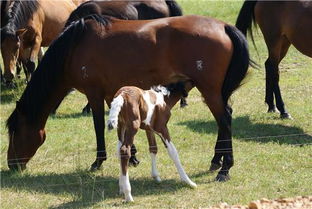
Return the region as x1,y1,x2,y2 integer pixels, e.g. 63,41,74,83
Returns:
264,36,291,118
199,91,233,181
146,130,161,182
119,127,138,202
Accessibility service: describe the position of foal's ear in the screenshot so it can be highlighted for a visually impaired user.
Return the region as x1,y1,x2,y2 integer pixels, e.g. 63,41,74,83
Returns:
16,28,27,37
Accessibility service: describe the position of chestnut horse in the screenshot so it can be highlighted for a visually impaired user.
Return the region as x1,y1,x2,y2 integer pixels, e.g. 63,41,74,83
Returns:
1,0,76,83
107,83,195,202
236,0,312,119
7,15,251,181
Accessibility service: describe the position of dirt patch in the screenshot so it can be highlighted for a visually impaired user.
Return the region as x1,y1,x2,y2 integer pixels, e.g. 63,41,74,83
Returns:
208,196,312,209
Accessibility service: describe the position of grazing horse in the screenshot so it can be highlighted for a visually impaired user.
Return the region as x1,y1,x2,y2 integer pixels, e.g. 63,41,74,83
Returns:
1,0,76,83
63,0,183,114
236,0,312,119
6,15,251,181
107,83,195,202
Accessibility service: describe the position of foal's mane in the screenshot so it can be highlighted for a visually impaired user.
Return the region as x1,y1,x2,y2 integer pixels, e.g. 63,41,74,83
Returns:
6,15,112,137
2,0,39,35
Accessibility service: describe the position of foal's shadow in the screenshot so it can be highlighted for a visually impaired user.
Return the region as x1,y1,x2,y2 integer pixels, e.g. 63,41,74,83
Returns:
177,116,312,145
0,169,188,208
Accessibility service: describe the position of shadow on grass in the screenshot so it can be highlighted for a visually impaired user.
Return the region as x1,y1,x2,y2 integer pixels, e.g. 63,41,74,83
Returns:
177,116,312,145
0,169,190,208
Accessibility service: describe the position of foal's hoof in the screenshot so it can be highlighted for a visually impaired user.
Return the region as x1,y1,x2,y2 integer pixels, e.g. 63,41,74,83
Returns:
215,174,230,182
280,113,293,120
129,156,140,167
82,107,91,114
209,163,222,172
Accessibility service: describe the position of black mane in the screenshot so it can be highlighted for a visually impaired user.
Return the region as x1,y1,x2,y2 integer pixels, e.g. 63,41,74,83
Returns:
6,15,112,137
3,0,39,36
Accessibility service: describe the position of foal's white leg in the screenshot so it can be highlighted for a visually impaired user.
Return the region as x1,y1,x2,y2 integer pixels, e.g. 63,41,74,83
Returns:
164,140,197,188
150,153,161,182
119,172,133,202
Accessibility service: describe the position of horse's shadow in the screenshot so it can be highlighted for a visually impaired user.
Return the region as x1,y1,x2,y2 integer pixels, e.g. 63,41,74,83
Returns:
177,116,312,145
0,169,189,208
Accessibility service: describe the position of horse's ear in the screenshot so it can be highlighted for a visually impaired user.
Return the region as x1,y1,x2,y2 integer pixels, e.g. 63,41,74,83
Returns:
16,28,27,37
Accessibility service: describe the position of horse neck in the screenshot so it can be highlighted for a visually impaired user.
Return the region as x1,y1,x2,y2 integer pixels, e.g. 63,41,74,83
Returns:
19,82,69,130
6,0,38,32
164,93,182,109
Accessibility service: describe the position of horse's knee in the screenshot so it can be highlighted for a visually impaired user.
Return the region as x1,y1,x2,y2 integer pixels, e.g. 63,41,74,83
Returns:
120,145,131,160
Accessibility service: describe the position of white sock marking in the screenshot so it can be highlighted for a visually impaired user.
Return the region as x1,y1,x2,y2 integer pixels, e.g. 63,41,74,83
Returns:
150,153,161,182
165,140,197,188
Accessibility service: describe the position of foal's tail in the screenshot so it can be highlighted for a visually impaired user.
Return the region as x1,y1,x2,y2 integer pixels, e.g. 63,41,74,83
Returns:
107,95,124,130
222,25,250,105
235,0,258,48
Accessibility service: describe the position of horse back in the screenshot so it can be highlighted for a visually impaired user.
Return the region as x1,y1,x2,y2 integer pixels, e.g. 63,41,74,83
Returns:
38,0,76,46
69,15,233,99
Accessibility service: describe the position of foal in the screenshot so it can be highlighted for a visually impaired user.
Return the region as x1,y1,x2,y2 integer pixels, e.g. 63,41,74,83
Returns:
107,82,196,202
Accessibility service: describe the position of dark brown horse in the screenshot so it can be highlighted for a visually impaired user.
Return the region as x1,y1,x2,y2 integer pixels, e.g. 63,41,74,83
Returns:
63,0,183,114
7,15,251,181
1,0,76,83
236,0,312,119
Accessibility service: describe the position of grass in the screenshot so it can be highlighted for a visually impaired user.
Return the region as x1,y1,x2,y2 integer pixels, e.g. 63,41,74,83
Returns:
1,1,312,208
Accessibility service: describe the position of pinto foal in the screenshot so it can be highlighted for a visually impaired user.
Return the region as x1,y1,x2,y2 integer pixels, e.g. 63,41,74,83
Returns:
107,82,196,202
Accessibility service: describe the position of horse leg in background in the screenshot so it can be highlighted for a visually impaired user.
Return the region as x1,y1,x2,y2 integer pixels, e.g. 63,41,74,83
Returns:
264,36,291,119
129,144,140,167
38,47,44,62
146,130,161,182
86,92,107,171
158,126,196,188
82,102,91,114
119,127,138,202
25,35,42,77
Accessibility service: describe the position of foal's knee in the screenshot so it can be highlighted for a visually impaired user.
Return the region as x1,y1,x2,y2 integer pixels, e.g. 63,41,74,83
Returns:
120,145,131,160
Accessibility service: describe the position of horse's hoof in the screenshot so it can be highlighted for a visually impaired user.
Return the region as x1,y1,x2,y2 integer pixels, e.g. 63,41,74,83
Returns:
209,163,221,172
215,174,230,182
280,113,293,120
129,156,140,167
90,165,101,172
180,102,188,108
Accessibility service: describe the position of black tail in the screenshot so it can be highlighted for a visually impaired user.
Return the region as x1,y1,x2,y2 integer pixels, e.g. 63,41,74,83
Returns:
235,0,257,48
222,25,250,105
165,0,183,16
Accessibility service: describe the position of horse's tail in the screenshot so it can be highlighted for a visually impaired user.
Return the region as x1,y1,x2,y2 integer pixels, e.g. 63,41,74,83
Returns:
235,0,257,48
107,95,124,130
64,1,101,28
165,0,183,16
222,25,250,106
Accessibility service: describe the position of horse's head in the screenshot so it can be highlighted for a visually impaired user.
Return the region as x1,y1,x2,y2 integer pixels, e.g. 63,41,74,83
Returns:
7,102,46,171
1,28,26,84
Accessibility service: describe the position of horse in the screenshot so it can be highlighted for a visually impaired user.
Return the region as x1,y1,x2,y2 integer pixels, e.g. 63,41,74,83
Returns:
6,14,251,181
1,0,76,83
107,82,195,202
62,0,184,114
235,0,312,119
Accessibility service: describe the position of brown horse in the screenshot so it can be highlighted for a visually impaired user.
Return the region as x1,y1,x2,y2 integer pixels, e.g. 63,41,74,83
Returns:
1,0,76,83
62,0,183,114
236,0,312,119
107,83,195,201
7,15,251,181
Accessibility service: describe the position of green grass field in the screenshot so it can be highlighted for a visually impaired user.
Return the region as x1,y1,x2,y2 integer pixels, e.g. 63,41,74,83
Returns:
1,1,311,208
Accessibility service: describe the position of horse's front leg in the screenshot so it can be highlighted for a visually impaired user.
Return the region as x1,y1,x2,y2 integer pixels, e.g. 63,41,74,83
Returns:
87,93,106,171
159,126,196,188
26,35,42,77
